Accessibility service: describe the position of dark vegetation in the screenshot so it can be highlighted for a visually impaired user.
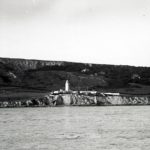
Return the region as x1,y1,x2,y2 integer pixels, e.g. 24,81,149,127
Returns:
0,57,150,100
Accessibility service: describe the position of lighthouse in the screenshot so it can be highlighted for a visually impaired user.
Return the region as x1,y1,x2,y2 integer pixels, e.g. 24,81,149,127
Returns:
65,80,70,92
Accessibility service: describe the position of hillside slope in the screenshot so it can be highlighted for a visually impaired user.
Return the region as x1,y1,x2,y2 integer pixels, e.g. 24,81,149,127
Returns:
0,57,150,95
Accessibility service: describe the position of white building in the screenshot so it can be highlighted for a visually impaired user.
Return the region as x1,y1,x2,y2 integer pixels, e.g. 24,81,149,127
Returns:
65,80,70,92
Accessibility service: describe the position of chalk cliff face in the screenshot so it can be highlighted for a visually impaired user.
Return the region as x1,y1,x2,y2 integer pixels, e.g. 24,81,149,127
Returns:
44,94,150,106
96,95,150,105
0,94,150,107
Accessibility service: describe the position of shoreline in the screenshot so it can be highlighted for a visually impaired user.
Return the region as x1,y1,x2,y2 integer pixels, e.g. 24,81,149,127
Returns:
0,104,150,109
0,93,150,108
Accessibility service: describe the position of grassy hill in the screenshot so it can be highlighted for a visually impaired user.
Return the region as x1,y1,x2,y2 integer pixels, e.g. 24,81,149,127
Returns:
0,57,150,100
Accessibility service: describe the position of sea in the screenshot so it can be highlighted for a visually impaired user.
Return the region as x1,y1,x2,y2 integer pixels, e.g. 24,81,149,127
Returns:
0,106,150,150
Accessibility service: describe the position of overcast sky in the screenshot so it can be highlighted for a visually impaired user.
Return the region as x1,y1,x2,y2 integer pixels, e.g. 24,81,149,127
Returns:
0,0,150,66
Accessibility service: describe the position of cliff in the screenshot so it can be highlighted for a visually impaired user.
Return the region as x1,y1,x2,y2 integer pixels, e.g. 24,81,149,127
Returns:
0,93,150,107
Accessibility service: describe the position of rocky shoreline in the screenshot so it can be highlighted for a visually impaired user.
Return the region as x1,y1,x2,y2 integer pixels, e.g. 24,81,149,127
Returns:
0,93,150,108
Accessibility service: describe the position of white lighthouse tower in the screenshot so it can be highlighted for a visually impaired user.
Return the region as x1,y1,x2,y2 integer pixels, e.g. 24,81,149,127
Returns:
65,80,70,92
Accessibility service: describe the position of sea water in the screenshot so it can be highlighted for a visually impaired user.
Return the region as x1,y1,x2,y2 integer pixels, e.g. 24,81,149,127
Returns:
0,106,150,150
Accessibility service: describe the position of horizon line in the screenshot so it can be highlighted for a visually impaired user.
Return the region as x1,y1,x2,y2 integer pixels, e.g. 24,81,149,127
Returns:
0,56,149,68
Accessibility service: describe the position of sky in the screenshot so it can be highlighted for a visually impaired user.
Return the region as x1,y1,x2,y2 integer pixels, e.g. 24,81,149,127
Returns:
0,0,150,66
